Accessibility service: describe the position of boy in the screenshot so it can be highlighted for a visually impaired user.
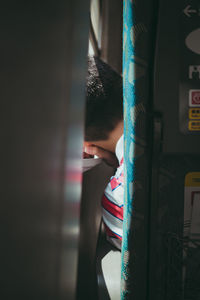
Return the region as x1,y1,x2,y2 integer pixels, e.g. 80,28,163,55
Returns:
84,56,124,250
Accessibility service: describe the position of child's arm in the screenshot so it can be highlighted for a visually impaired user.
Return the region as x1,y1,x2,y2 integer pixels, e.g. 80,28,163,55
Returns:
84,145,119,168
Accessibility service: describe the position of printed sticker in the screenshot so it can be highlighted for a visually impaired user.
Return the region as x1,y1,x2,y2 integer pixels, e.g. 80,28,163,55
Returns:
189,108,200,119
189,90,200,107
188,120,200,131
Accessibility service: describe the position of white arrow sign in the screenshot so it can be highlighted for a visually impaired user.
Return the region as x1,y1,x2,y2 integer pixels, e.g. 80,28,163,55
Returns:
183,5,197,17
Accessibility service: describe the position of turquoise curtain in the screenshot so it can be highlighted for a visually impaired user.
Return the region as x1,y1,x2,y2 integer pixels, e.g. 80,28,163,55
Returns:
121,1,157,298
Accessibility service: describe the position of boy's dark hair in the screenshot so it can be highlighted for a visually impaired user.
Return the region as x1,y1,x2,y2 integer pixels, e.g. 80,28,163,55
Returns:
85,56,123,141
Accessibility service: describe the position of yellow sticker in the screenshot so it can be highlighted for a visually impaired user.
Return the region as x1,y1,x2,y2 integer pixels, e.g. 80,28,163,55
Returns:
185,172,200,187
188,120,200,131
189,108,200,119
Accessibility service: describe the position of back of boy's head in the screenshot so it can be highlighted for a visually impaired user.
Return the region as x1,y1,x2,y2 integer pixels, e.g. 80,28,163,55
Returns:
85,56,123,142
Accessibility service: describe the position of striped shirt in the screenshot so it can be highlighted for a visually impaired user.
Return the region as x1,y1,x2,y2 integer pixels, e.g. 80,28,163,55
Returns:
102,135,124,250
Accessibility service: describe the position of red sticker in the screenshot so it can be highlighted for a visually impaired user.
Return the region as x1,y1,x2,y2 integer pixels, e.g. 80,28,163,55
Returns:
189,90,200,107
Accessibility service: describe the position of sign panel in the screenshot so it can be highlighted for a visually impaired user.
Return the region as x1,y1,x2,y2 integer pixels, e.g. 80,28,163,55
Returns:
180,1,200,133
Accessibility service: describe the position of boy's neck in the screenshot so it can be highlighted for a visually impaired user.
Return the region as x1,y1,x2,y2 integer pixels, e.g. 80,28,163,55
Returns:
109,120,124,153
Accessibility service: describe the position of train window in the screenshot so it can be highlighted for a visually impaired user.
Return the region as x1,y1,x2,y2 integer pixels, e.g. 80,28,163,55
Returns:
88,0,122,72
88,0,101,56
